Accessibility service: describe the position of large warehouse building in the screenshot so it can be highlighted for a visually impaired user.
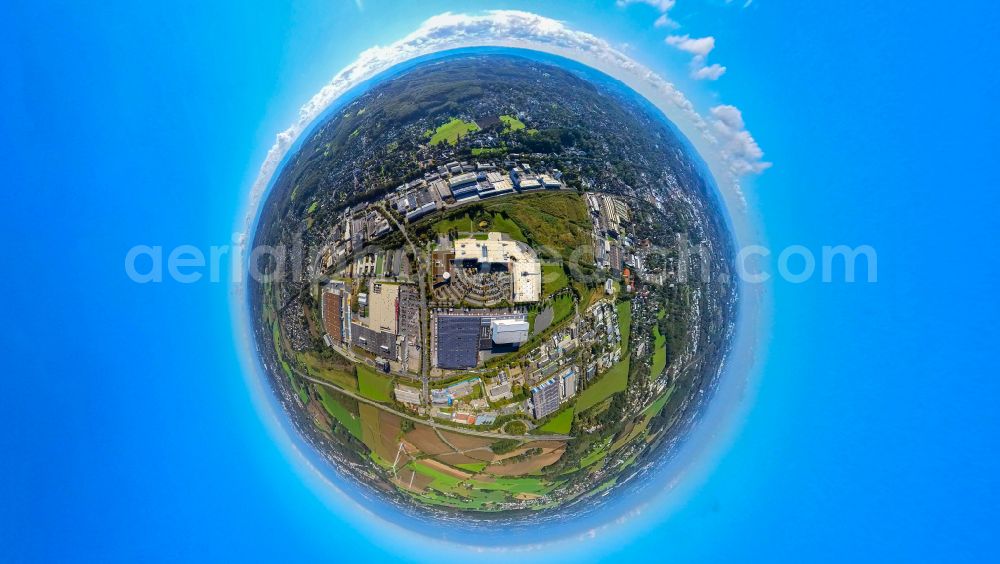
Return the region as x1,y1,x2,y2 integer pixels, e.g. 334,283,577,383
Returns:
453,232,541,303
435,313,530,370
435,315,482,369
491,318,529,345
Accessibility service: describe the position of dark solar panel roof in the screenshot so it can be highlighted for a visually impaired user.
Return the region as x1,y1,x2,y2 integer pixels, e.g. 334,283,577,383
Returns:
437,316,481,369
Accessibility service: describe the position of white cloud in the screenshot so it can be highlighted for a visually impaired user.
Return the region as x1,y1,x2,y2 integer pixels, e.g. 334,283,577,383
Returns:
692,62,726,80
241,10,767,246
709,105,771,176
654,13,679,29
665,34,728,81
618,0,679,29
617,0,676,11
665,34,715,57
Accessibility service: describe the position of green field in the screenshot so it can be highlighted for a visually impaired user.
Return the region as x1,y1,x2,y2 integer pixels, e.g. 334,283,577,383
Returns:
500,114,526,132
433,213,475,235
429,117,480,146
617,300,632,351
579,437,612,468
538,407,574,434
551,293,575,326
316,387,362,439
430,192,592,263
357,364,393,403
611,386,676,452
542,264,569,296
643,385,675,418
650,323,667,380
433,211,526,242
455,462,488,473
482,192,593,262
412,461,462,485
576,358,629,413
297,351,358,391
576,302,631,413
490,214,527,242
473,476,551,495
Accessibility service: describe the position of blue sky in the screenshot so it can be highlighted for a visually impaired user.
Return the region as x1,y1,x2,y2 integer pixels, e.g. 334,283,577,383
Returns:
3,1,999,562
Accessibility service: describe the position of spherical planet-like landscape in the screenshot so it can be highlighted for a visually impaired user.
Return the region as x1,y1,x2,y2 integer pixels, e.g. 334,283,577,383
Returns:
247,51,738,530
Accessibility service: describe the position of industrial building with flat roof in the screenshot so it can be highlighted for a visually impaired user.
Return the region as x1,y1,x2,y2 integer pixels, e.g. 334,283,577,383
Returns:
367,280,399,334
434,312,529,370
321,291,344,343
491,318,529,345
453,232,541,303
435,315,482,369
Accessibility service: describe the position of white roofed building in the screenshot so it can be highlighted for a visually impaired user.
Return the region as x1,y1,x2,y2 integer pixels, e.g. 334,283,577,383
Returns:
453,232,541,303
491,318,529,345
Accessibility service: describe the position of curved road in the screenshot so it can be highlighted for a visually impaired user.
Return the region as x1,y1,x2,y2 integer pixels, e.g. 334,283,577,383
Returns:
293,366,572,441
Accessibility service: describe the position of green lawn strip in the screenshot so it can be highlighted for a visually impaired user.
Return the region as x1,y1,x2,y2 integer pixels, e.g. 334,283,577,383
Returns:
643,385,675,418
650,324,667,380
408,464,515,508
620,452,640,470
611,417,650,452
551,293,574,325
369,452,393,469
293,379,308,404
473,476,553,495
356,364,393,403
542,265,569,296
429,118,480,146
433,213,474,235
576,358,629,413
455,462,488,473
316,387,362,439
537,406,574,434
611,386,677,452
579,437,612,469
413,489,503,510
617,300,632,351
581,477,618,499
491,213,527,242
527,308,539,333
